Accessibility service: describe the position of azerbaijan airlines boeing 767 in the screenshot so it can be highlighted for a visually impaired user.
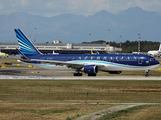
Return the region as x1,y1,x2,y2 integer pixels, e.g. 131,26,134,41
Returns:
14,29,160,77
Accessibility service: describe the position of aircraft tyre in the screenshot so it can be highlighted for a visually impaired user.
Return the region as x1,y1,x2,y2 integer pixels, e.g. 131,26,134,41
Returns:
145,70,149,77
145,72,148,77
73,73,82,76
88,73,96,76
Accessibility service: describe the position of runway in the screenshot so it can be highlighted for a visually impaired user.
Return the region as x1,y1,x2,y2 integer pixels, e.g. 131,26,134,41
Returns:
54,76,161,80
0,67,161,80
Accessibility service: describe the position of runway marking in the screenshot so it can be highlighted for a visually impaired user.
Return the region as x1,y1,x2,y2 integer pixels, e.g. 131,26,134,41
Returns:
0,75,161,80
55,76,161,80
0,76,55,79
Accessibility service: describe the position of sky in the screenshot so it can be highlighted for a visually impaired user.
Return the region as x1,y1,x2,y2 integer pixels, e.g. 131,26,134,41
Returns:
0,0,161,17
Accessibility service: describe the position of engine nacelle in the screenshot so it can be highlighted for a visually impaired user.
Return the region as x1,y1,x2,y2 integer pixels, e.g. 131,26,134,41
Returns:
82,65,98,74
108,71,122,74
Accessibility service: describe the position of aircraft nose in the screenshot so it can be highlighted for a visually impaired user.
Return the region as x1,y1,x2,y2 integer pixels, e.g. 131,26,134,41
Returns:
154,60,160,65
150,59,160,65
2,53,6,57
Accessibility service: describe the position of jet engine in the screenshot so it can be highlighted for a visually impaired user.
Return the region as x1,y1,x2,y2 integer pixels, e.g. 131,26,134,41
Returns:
82,65,98,75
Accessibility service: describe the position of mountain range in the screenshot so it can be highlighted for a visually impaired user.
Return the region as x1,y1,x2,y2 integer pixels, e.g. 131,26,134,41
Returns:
0,7,161,43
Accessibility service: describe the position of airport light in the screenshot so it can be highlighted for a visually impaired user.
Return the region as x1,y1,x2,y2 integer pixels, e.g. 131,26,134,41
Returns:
108,29,110,46
120,35,122,54
138,34,141,53
108,29,110,53
29,34,32,40
34,28,36,45
89,34,91,43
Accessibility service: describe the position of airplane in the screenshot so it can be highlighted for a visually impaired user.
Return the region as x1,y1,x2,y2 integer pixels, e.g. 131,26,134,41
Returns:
91,48,93,54
0,52,8,57
14,29,160,77
53,49,59,54
91,49,99,54
147,44,161,57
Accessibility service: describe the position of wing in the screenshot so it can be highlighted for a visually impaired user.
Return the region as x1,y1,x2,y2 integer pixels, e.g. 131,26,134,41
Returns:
20,59,105,70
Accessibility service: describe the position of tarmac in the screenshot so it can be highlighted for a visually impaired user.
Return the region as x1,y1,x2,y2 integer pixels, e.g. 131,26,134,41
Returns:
0,67,161,80
0,55,161,80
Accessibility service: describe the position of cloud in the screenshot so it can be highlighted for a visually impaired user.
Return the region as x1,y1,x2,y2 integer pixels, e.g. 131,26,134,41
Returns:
135,0,161,12
0,0,161,17
66,0,136,15
0,4,3,10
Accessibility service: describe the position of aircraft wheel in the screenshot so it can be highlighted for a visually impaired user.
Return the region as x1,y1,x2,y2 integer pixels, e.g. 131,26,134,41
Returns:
78,73,82,76
73,73,82,76
145,73,148,77
145,70,149,77
73,73,77,76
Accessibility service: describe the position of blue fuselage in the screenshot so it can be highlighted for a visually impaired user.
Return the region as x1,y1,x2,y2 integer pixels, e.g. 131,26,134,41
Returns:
28,53,159,67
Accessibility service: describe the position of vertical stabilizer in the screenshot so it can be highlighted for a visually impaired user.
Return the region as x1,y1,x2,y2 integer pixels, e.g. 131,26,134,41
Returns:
91,48,93,54
14,29,42,57
159,44,161,52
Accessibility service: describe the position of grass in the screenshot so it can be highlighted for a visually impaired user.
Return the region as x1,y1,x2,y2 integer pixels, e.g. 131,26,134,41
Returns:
0,103,112,120
98,105,161,120
0,58,20,64
0,58,161,119
1,80,161,103
1,80,161,119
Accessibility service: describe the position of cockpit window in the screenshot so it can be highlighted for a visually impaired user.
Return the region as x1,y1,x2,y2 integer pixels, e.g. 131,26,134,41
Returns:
149,58,155,61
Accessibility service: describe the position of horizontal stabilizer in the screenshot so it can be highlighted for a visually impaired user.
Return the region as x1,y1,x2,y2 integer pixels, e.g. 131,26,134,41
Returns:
16,48,28,59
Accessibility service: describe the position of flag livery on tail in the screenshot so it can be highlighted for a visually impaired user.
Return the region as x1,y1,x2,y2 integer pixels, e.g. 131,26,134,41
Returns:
14,29,41,57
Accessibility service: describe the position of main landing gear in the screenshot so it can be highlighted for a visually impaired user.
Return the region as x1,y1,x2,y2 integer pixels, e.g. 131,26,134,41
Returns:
73,72,97,76
73,73,97,76
73,72,82,76
145,70,149,77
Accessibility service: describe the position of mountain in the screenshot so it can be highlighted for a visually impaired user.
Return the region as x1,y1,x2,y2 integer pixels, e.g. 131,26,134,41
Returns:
0,7,161,43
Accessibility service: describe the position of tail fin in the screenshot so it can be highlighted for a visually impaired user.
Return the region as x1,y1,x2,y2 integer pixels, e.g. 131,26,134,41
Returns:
14,29,42,57
91,48,93,54
95,51,99,54
159,44,161,52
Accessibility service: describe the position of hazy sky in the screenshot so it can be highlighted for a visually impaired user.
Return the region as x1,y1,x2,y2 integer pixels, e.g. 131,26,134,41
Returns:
0,0,161,17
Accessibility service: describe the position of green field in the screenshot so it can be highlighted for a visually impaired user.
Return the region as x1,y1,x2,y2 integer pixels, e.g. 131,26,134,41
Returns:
98,104,161,120
0,58,161,119
1,80,161,119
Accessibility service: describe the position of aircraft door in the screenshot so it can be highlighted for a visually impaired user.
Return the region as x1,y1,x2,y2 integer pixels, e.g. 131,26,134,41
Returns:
138,57,143,64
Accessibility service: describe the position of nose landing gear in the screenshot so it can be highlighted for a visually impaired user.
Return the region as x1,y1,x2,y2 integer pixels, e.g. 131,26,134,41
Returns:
145,70,149,77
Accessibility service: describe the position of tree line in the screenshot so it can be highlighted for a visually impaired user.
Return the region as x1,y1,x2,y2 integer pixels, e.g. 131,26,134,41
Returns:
82,40,160,53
